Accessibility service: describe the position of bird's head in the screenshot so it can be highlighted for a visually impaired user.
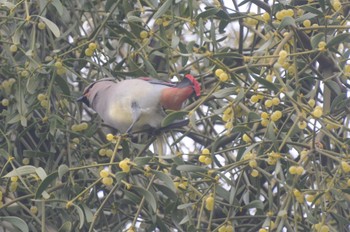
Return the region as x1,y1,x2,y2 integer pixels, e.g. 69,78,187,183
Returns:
177,74,201,97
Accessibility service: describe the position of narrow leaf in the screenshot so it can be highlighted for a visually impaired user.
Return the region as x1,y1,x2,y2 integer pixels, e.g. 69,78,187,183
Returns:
38,16,61,37
0,216,29,232
4,166,36,177
133,186,157,212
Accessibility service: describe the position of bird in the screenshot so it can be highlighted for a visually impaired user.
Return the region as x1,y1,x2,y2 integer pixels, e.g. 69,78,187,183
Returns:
78,74,200,133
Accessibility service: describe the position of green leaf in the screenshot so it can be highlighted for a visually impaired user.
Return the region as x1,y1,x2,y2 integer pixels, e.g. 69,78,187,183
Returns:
4,165,37,177
152,170,176,193
231,125,250,134
278,16,296,30
35,167,47,180
26,75,40,94
248,112,260,122
134,156,153,166
250,74,279,92
176,165,207,172
38,16,61,37
161,111,188,127
327,33,350,48
35,171,58,199
153,0,172,19
58,221,72,232
300,5,324,16
310,33,325,49
132,186,157,212
81,203,94,223
51,0,64,16
177,202,195,209
71,203,85,229
0,216,29,232
330,212,350,225
212,87,236,98
55,76,70,96
195,8,219,20
58,164,69,180
295,12,317,23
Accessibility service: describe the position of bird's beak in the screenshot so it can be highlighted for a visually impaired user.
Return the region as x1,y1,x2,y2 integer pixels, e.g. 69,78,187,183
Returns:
77,95,89,106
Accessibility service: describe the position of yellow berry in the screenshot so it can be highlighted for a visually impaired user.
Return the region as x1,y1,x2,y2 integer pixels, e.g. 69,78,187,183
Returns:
251,169,259,177
312,108,323,118
202,148,210,155
271,110,282,121
54,61,63,69
119,158,131,172
100,169,110,178
10,44,18,52
296,166,304,175
1,98,9,106
279,50,288,59
250,95,259,103
259,229,268,232
38,21,46,30
205,196,214,211
286,9,294,17
105,149,113,157
106,133,114,141
140,30,149,39
298,121,307,130
204,157,212,165
261,119,269,127
102,176,113,186
303,19,311,27
11,176,18,182
21,70,29,77
272,97,280,105
308,99,315,107
219,72,229,82
320,225,329,232
99,149,106,156
71,124,79,132
225,225,234,232
22,158,30,165
289,166,297,174
242,134,251,143
293,188,301,197
341,161,350,173
318,41,327,51
40,100,49,108
266,74,273,82
199,155,207,163
30,205,38,214
267,157,277,165
215,69,224,77
249,159,257,168
262,12,270,22
276,11,283,20
332,0,341,11
9,181,18,192
264,99,273,108
261,112,269,119
88,42,97,50
37,93,46,101
306,194,315,202
218,225,227,232
85,48,94,56
56,67,66,75
72,138,80,144
80,122,88,130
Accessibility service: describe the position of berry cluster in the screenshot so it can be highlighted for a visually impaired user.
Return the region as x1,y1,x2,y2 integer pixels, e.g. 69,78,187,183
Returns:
119,158,131,173
85,42,97,57
199,148,212,165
